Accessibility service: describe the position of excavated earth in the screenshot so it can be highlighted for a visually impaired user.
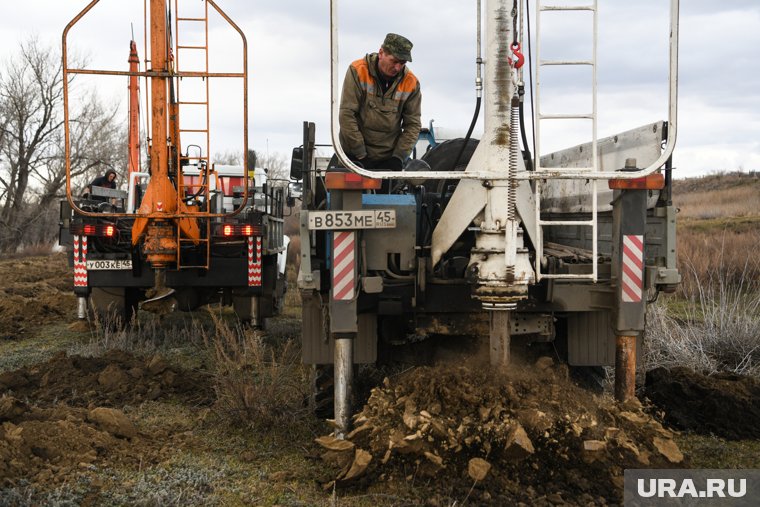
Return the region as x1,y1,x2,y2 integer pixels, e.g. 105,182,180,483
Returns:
317,361,686,505
0,350,214,488
645,367,760,440
1,253,759,504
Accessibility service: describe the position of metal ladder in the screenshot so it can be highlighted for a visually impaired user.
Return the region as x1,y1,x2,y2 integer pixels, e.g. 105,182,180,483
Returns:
533,0,599,282
174,0,211,269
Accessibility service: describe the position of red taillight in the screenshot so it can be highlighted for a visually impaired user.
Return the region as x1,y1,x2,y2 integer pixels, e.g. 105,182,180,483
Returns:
325,172,381,190
609,172,665,190
218,223,258,237
72,222,118,238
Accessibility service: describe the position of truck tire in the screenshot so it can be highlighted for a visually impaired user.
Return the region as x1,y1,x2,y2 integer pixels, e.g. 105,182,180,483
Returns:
421,137,479,193
90,287,139,328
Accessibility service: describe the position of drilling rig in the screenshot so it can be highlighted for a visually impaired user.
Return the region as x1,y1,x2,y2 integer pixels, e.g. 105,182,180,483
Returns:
294,0,681,436
59,0,288,327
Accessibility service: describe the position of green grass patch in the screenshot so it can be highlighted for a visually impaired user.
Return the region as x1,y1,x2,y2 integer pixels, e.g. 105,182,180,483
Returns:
0,322,90,373
676,433,760,469
679,215,760,234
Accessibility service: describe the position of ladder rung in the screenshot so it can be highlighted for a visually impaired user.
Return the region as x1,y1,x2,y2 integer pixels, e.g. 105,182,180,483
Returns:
540,59,594,66
540,5,595,11
177,17,207,22
539,220,595,226
180,155,208,160
177,45,208,50
180,129,209,133
180,237,209,243
539,113,594,120
178,101,209,105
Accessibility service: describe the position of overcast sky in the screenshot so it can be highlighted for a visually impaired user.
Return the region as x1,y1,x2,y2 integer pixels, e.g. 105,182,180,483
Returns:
2,0,759,179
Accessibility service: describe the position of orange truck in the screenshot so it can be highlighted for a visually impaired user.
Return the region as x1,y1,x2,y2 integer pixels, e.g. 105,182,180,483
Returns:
58,0,288,327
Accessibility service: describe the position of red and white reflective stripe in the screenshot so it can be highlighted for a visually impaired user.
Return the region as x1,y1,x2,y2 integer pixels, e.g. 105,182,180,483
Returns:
621,234,644,303
332,231,356,301
248,236,262,286
73,235,88,287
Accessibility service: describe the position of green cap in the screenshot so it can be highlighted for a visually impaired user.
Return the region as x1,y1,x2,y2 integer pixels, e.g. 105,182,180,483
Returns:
382,33,413,62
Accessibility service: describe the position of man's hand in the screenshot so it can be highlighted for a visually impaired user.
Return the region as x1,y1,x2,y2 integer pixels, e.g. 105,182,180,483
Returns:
386,156,403,171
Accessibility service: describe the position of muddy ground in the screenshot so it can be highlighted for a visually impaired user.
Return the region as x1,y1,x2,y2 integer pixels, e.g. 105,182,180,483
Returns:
1,253,759,506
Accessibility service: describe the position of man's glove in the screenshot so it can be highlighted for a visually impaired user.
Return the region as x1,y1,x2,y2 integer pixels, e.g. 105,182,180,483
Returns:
386,156,404,171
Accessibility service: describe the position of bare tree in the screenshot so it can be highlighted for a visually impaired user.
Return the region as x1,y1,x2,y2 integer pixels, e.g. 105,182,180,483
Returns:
211,148,287,180
212,149,241,166
255,150,288,180
0,38,123,252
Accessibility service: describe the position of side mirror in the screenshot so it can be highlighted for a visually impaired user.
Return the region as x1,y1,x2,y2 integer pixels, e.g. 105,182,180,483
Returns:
290,147,304,181
286,195,296,208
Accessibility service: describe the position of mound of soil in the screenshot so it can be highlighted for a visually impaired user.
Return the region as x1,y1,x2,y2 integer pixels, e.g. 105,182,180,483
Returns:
0,398,138,487
0,254,75,340
318,359,685,504
645,367,760,440
0,350,215,489
0,350,213,408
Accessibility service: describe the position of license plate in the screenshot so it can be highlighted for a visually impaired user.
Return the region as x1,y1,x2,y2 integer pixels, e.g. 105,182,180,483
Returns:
86,259,133,270
308,210,396,230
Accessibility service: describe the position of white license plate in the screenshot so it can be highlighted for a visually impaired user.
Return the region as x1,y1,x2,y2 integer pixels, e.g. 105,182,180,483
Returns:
308,210,396,230
86,259,133,270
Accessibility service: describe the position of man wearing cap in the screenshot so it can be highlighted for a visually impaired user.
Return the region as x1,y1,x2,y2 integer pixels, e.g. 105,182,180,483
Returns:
338,33,421,171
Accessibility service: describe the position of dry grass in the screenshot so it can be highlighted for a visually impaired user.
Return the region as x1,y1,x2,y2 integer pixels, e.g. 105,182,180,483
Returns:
677,226,760,296
644,171,760,378
204,313,311,431
675,185,760,220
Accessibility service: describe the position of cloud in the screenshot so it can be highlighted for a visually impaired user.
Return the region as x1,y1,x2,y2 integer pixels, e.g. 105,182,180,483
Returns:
1,0,758,175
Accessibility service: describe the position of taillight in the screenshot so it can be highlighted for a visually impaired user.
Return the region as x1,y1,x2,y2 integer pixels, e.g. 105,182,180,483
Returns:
71,222,118,238
217,223,258,237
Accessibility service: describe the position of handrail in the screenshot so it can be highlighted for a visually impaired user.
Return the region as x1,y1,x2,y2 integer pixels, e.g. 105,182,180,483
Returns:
329,0,678,181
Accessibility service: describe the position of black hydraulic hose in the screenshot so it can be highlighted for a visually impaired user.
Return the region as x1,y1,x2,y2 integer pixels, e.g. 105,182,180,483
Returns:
451,96,482,172
439,96,482,199
518,96,534,172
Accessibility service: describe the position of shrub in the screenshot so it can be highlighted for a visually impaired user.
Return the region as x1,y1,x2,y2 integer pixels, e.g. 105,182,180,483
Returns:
205,314,310,430
645,260,760,378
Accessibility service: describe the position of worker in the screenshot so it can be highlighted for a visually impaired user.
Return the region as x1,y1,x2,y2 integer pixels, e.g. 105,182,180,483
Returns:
338,33,422,171
87,169,117,202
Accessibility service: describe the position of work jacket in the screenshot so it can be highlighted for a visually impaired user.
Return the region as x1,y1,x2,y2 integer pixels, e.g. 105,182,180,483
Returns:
338,53,422,162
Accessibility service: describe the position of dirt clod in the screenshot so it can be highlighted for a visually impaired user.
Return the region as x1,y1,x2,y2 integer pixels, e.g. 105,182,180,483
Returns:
87,407,137,439
468,457,491,481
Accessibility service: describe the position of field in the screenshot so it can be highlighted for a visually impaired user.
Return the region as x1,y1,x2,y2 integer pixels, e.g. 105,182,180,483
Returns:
0,172,759,505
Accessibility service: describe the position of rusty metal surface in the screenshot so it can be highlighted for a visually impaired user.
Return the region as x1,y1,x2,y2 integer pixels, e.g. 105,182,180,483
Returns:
615,334,637,402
